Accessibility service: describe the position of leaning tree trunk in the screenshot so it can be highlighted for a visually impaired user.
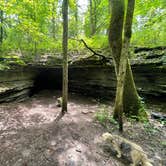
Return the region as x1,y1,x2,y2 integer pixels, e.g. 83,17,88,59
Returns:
62,0,68,113
122,0,143,117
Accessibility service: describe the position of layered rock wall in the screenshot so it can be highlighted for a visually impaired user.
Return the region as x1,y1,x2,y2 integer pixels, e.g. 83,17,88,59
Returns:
0,47,165,103
0,68,36,103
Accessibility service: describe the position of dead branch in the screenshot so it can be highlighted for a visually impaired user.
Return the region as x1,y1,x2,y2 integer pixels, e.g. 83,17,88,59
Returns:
69,38,112,63
80,39,106,60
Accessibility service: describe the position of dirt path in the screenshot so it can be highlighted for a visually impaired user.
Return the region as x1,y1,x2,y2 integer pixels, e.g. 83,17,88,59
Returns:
0,90,122,166
0,90,165,166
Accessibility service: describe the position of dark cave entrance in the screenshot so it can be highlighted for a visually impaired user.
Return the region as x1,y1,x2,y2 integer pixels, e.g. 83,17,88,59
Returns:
31,68,63,95
31,67,166,110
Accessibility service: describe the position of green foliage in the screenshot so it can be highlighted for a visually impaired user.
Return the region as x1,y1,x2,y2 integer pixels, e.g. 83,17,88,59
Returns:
0,0,165,60
84,0,109,37
132,0,166,47
143,122,160,135
0,63,10,70
0,54,25,70
137,97,148,122
126,97,148,122
161,141,166,146
95,104,117,127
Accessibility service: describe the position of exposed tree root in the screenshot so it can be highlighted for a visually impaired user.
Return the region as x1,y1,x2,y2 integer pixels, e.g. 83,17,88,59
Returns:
54,111,66,123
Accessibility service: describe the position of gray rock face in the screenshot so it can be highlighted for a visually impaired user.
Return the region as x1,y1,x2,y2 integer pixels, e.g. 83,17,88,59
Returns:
0,68,36,103
68,48,166,99
68,64,166,99
68,66,116,98
0,47,165,103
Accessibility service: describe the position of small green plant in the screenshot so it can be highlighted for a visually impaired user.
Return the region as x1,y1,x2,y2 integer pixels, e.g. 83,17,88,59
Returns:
143,122,159,134
94,104,118,127
161,141,166,146
127,98,148,123
127,115,138,123
138,97,149,122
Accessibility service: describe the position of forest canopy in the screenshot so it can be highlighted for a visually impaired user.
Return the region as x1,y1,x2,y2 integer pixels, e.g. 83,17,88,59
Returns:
0,0,165,55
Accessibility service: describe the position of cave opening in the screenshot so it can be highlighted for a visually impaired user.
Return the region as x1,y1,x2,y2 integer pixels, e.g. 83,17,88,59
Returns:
31,68,63,95
30,67,166,107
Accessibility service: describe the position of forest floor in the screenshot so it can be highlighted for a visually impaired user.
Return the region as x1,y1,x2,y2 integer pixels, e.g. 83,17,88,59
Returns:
0,90,165,166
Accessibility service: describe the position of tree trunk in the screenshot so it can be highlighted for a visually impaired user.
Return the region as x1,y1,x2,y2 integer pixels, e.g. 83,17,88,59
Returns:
109,0,125,131
109,0,124,76
62,0,68,113
0,10,3,45
109,0,144,128
123,0,143,117
52,1,56,40
113,43,128,132
123,59,140,116
74,0,78,37
89,0,96,36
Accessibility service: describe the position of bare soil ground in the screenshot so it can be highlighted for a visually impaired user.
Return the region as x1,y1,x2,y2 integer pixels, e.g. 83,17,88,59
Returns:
0,90,165,166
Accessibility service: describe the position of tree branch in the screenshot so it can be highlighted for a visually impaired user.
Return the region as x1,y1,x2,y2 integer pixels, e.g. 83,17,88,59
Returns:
80,39,106,59
70,38,112,63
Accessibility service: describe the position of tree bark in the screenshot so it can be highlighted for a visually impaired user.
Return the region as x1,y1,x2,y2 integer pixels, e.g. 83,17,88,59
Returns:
123,59,140,116
89,0,96,36
52,1,56,40
109,0,125,131
74,0,78,37
122,0,142,117
0,10,3,45
109,0,124,76
62,0,68,113
109,0,144,129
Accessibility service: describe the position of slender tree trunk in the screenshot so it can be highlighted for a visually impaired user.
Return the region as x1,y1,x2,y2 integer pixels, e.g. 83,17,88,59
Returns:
34,41,37,57
62,0,68,113
108,0,111,14
52,1,56,40
94,1,97,34
33,0,38,58
89,0,96,36
74,0,78,37
0,10,3,45
107,0,111,35
89,0,93,36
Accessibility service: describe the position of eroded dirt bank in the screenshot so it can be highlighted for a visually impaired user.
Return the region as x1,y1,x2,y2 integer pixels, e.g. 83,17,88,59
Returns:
0,90,165,166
